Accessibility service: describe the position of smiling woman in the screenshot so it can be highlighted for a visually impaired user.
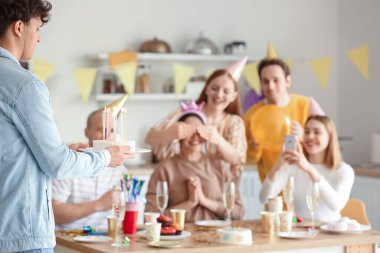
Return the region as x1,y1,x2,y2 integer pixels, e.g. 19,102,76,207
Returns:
144,59,248,178
259,115,355,223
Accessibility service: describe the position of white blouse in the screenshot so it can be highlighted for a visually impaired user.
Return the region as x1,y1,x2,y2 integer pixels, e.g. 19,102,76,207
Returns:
260,162,355,222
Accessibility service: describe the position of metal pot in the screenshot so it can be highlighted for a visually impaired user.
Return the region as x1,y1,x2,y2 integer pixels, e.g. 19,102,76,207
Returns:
139,37,171,53
186,32,218,55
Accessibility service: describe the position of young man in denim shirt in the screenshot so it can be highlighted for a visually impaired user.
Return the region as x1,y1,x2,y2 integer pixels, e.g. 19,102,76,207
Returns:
0,1,134,252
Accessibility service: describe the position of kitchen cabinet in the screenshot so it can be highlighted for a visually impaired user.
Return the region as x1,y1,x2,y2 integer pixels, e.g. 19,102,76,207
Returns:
350,175,380,230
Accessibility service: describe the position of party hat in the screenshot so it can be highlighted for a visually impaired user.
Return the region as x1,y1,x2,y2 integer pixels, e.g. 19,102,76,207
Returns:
178,100,206,124
267,42,278,59
106,94,128,118
226,56,248,82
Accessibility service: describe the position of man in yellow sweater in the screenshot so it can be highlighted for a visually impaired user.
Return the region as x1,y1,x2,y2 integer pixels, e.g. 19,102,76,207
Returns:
245,57,324,182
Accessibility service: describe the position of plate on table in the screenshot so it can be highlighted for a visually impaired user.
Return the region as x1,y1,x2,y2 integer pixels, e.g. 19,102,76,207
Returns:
137,230,191,241
320,224,371,234
79,147,151,154
73,235,112,243
195,220,230,228
148,241,183,248
278,231,318,239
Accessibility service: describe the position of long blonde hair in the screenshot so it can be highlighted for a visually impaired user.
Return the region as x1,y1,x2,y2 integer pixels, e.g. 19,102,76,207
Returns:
196,69,243,117
303,115,342,169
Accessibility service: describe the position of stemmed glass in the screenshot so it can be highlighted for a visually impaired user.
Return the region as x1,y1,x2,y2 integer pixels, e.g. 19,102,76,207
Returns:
111,186,126,247
283,176,294,212
223,181,235,226
156,181,168,215
306,182,319,231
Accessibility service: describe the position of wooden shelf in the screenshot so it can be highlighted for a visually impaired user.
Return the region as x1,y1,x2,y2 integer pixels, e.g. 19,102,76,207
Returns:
87,52,253,62
96,93,196,102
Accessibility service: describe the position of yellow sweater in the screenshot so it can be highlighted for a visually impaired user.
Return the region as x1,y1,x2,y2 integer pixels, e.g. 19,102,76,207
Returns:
244,94,310,182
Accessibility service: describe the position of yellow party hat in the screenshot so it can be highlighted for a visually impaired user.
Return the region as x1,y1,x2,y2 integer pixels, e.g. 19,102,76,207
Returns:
267,42,278,59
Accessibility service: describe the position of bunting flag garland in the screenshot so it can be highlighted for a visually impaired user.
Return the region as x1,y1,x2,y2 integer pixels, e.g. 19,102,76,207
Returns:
113,62,137,94
173,63,194,95
109,51,137,67
32,59,55,83
243,63,260,94
309,57,332,89
74,68,97,103
347,45,369,79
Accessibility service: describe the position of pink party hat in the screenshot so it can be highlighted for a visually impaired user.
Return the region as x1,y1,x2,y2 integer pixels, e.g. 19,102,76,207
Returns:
178,100,207,124
226,56,248,82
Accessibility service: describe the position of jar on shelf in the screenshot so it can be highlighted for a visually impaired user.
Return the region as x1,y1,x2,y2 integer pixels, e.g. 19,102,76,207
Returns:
138,64,151,93
102,77,117,94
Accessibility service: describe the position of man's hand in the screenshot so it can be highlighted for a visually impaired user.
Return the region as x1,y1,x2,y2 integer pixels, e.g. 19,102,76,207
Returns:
94,189,113,212
107,145,135,167
69,142,89,151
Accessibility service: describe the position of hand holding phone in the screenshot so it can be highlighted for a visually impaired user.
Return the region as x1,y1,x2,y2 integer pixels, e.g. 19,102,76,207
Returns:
283,135,298,150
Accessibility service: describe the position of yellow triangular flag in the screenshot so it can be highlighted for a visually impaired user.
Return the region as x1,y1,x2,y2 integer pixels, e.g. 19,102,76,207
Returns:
309,57,332,89
243,63,260,94
285,59,294,70
32,59,55,83
74,68,97,103
113,62,137,94
173,63,194,95
347,45,369,79
108,51,137,67
267,42,278,59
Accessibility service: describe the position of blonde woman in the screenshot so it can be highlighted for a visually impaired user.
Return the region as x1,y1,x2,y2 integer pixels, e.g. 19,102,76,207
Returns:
260,116,354,222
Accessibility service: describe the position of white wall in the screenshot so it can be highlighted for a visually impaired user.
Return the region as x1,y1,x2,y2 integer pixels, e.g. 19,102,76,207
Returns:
35,0,339,162
338,0,380,165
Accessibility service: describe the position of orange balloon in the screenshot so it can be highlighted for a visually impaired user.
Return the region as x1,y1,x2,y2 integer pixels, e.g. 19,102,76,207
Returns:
250,105,290,151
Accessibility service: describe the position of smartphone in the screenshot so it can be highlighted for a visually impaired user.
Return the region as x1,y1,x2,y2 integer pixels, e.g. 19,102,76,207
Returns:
283,135,298,150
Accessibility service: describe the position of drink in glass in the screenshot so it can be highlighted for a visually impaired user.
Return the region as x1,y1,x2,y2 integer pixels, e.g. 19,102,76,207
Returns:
111,186,126,247
306,182,319,231
223,181,235,226
156,181,168,215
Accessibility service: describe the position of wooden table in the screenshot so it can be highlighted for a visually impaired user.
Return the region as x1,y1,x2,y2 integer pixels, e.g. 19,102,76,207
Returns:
55,220,380,253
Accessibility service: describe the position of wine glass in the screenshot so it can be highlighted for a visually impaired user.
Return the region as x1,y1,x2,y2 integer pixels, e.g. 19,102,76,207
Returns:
156,181,168,215
111,187,126,247
223,181,235,226
306,182,319,231
283,176,294,212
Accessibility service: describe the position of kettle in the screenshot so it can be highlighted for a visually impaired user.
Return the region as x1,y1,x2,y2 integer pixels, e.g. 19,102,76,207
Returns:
139,37,171,53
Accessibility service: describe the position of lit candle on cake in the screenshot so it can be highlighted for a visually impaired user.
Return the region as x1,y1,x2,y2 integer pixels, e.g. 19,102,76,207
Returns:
102,107,106,140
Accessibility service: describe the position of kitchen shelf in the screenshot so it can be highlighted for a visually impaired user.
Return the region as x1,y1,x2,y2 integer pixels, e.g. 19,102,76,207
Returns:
96,93,196,102
88,52,252,62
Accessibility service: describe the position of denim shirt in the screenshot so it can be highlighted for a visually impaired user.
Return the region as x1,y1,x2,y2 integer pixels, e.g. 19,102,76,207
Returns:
0,47,109,252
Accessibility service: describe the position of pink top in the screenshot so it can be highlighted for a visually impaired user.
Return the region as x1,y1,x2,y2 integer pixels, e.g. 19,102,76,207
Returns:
145,154,245,222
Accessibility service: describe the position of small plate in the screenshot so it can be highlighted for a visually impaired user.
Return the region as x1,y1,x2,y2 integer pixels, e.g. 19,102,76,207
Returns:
278,231,318,239
79,147,151,154
148,241,183,248
137,230,191,241
73,235,112,243
195,220,229,228
320,224,371,234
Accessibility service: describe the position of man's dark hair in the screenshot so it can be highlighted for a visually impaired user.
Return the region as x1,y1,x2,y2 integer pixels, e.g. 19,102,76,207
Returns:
0,0,52,37
257,58,291,79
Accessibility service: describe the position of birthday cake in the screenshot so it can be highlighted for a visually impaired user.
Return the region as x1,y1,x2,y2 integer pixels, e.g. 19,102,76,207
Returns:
93,139,136,152
217,228,252,245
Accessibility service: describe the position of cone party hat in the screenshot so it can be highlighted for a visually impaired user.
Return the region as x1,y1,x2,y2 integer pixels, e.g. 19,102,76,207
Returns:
267,42,278,59
226,56,248,82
